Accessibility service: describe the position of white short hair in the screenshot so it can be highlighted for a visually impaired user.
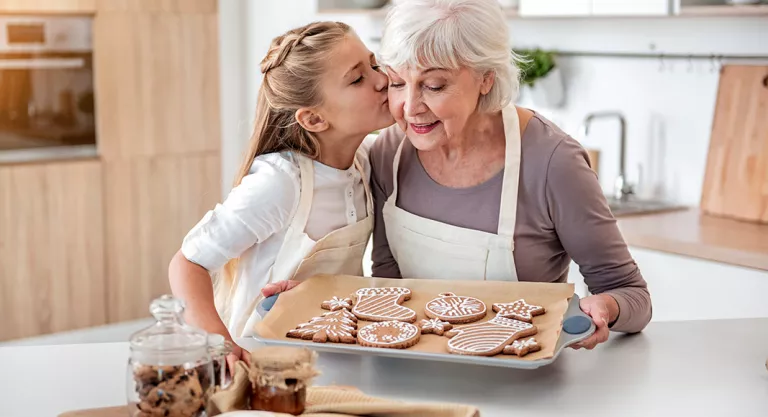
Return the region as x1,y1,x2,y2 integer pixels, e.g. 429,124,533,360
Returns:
380,0,520,113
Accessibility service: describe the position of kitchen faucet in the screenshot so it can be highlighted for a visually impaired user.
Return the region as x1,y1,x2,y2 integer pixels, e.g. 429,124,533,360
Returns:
580,111,634,201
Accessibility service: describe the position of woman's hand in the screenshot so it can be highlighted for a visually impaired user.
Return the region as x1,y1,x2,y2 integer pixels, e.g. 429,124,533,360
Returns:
570,294,619,350
226,341,252,376
261,280,301,297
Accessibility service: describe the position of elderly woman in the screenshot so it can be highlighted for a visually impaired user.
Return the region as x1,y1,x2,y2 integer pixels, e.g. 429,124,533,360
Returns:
369,0,652,349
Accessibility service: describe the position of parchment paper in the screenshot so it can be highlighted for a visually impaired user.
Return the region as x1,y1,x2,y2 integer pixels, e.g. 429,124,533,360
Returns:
254,274,574,361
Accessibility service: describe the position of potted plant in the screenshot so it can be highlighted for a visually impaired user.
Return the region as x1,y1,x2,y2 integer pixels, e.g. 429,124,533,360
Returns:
514,48,565,108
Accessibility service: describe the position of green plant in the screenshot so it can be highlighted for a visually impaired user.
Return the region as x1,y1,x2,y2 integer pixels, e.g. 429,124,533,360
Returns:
514,48,556,87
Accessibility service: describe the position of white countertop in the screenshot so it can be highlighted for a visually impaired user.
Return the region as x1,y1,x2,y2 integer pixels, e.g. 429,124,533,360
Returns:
1,318,767,417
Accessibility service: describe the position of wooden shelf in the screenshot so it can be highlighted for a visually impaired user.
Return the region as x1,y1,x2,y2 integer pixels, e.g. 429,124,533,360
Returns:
680,4,768,16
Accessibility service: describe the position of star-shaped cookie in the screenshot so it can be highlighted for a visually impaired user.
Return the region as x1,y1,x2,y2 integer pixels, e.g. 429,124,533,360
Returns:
492,299,546,323
419,318,453,336
502,338,541,357
321,296,353,311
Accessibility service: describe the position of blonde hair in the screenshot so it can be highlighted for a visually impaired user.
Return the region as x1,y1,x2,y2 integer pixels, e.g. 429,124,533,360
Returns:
214,21,352,315
379,0,520,113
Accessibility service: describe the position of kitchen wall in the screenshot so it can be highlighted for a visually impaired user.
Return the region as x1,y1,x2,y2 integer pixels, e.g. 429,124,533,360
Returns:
220,1,768,206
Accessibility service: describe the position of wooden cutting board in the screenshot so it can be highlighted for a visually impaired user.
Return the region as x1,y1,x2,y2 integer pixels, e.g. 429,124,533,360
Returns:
700,64,768,223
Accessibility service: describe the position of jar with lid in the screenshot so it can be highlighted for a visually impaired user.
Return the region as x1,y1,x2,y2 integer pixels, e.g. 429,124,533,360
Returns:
248,346,319,415
207,334,233,390
127,295,215,417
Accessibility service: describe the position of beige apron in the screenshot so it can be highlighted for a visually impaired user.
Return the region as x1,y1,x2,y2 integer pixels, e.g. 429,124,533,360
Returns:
382,105,522,281
236,150,374,337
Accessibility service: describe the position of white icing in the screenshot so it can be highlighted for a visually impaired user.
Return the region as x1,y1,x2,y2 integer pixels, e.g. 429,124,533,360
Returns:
447,316,535,355
420,318,450,334
426,294,486,320
493,299,545,321
323,296,352,311
358,321,419,346
353,287,416,322
288,310,357,339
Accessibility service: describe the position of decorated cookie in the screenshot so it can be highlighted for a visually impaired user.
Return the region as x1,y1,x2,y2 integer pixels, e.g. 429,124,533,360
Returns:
357,321,421,349
352,287,417,323
425,292,487,324
321,296,353,311
286,309,358,344
492,299,546,323
502,338,541,357
420,318,453,336
444,316,538,356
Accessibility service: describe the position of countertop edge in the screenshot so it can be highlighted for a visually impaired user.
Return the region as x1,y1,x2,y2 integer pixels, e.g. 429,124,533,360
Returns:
617,209,768,272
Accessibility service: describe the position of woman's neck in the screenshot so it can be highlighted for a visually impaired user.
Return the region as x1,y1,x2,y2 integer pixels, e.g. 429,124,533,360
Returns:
315,132,362,170
435,110,504,162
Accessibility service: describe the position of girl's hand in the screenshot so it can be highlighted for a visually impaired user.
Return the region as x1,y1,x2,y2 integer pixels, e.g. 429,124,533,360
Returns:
261,280,301,297
226,342,252,376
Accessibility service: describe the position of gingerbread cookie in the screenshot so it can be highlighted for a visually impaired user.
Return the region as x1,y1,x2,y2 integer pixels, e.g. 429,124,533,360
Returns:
492,299,546,323
425,292,487,324
357,320,421,349
502,338,541,357
321,296,353,311
420,318,453,336
286,309,357,344
445,316,538,356
352,287,417,323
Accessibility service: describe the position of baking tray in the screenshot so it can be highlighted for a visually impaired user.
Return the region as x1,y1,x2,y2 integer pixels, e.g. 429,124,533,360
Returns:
252,292,595,370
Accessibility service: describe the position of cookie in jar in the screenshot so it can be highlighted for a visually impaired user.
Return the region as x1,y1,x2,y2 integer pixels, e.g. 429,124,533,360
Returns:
127,295,215,417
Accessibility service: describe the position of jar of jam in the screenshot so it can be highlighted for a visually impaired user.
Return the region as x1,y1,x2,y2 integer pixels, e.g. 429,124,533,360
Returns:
127,295,215,417
248,346,319,415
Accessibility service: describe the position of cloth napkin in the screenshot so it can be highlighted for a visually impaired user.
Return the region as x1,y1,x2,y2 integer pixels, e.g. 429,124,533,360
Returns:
210,361,480,417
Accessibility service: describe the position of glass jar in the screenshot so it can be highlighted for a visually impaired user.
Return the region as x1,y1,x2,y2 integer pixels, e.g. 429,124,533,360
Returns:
207,334,233,390
249,346,319,415
127,295,215,417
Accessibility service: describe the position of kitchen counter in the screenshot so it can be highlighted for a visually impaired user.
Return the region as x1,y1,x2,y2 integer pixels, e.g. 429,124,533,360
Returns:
617,208,768,271
2,318,766,417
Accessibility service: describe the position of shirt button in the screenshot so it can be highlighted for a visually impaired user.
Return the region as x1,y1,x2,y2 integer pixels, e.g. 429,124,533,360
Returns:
347,172,353,178
347,191,353,198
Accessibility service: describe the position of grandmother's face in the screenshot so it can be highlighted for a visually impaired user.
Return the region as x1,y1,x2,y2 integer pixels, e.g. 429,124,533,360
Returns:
386,65,491,150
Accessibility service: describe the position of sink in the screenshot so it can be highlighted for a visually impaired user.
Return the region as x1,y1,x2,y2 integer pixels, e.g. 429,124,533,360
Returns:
606,197,687,217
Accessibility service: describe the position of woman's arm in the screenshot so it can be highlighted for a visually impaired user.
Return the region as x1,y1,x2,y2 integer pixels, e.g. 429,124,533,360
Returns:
545,137,652,334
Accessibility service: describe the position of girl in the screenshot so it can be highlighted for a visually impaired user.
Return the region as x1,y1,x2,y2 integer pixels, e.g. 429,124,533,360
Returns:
168,21,393,364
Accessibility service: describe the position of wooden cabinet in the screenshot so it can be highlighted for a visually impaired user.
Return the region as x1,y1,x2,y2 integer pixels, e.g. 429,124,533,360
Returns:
0,159,106,341
96,0,216,13
519,0,591,16
104,152,220,323
0,0,96,13
94,10,220,159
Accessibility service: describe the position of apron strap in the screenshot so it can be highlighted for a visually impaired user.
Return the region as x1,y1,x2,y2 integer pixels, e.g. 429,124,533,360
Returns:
390,137,407,202
497,105,522,238
354,154,374,217
292,154,316,233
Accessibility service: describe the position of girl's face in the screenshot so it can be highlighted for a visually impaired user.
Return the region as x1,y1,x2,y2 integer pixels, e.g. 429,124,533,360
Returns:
315,34,394,138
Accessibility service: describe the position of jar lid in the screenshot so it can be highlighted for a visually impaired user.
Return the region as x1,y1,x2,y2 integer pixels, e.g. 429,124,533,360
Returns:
207,333,233,357
129,295,210,365
249,346,319,391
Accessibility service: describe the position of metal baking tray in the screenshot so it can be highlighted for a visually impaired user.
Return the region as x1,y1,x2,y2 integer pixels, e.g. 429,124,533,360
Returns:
252,292,595,369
